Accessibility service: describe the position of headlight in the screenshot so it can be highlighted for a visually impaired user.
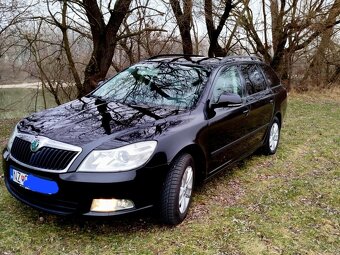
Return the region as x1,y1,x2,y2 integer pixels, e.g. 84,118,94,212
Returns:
78,141,157,172
7,125,18,152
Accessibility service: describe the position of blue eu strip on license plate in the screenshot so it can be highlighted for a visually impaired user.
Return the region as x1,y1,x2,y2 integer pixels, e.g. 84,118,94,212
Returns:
9,167,59,195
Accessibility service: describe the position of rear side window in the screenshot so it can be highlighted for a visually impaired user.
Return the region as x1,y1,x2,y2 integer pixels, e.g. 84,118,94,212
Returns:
260,64,280,87
240,64,267,95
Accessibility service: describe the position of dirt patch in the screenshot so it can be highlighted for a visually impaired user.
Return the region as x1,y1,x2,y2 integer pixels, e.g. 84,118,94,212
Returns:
188,178,246,221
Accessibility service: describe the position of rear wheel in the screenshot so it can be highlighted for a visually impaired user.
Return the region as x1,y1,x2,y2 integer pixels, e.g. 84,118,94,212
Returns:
160,153,194,225
263,116,280,155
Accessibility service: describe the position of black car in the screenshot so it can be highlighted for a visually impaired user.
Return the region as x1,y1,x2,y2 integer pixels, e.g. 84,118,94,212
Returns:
2,55,287,225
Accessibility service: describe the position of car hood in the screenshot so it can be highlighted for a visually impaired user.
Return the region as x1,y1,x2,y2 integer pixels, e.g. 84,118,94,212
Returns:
17,97,189,148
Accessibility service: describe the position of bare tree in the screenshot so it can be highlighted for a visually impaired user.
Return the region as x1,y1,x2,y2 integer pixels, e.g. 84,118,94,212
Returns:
169,0,194,54
0,0,36,58
238,0,340,88
204,0,234,57
16,18,80,105
301,0,340,87
54,0,166,96
46,0,83,97
3,0,340,98
78,0,132,95
13,0,168,102
115,0,167,69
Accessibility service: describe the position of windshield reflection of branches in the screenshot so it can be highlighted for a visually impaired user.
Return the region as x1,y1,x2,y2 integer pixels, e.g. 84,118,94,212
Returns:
93,63,209,109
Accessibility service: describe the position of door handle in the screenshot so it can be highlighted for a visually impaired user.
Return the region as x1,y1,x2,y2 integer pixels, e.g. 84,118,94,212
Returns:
243,109,250,115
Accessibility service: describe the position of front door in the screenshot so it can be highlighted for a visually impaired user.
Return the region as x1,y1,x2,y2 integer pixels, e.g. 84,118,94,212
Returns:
199,65,249,174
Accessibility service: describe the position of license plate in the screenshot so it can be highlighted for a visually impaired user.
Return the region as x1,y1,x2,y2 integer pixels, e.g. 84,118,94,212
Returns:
12,169,28,186
9,167,59,195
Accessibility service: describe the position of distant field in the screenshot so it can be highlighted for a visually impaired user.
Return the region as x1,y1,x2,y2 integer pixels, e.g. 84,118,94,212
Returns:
0,90,339,254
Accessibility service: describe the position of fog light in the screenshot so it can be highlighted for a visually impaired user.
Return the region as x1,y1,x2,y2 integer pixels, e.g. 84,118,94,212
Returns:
90,199,134,212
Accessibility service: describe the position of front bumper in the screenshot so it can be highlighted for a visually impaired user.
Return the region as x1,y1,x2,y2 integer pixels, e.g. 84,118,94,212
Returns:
2,148,169,216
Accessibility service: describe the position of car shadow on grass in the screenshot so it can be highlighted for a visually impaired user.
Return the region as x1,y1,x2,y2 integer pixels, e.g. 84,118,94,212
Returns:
16,204,163,233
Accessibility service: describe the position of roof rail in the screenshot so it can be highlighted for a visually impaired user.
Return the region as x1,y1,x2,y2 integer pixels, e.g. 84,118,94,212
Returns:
221,55,262,63
148,54,204,60
196,56,221,63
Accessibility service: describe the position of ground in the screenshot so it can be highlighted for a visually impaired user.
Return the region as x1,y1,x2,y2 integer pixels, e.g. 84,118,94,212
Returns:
0,90,339,254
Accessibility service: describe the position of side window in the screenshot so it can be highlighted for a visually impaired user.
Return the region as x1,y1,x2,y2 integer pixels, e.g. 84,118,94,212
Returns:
240,64,267,95
260,64,280,87
212,66,243,103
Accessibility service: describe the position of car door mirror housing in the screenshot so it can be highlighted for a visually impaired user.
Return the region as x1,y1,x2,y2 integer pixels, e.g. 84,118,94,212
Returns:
212,93,242,109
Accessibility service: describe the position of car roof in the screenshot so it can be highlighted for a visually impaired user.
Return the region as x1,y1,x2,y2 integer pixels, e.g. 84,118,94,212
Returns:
143,54,263,69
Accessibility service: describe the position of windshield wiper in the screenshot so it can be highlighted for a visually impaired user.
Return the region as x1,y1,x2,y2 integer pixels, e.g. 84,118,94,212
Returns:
89,94,110,104
150,82,171,98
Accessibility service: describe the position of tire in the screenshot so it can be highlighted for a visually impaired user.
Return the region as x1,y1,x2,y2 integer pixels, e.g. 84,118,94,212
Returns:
263,116,281,155
160,153,195,225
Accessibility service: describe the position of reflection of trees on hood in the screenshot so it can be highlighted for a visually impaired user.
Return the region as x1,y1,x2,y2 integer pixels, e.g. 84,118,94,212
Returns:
95,98,113,135
117,119,186,142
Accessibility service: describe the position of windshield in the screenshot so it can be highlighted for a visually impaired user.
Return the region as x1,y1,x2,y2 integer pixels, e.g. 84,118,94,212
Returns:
92,62,210,109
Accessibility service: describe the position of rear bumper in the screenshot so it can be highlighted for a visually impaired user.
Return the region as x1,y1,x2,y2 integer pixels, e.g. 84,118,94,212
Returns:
2,148,169,216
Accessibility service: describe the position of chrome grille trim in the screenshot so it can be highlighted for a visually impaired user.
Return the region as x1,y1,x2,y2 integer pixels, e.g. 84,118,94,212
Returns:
10,133,82,173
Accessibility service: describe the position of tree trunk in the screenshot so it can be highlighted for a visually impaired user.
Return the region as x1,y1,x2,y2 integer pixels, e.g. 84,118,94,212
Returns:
170,0,193,55
329,65,340,84
205,0,233,57
269,0,289,75
60,0,83,96
81,0,132,96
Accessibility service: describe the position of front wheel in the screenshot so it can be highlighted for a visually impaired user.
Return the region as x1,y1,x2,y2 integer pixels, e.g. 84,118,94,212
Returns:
160,153,195,225
263,116,281,155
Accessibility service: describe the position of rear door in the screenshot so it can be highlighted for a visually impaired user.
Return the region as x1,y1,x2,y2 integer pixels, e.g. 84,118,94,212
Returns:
239,64,274,150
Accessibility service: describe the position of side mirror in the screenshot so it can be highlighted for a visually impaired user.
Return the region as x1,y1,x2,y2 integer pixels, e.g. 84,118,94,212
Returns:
211,93,242,109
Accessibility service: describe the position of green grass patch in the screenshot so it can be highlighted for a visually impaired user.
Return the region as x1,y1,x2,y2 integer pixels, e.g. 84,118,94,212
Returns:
0,92,339,254
0,88,57,119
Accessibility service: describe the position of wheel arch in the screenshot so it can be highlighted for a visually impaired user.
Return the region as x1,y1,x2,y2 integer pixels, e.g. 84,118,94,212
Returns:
262,111,282,148
170,144,207,185
274,111,282,127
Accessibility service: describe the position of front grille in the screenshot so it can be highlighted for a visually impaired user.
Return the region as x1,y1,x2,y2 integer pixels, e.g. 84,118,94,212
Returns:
11,137,78,170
